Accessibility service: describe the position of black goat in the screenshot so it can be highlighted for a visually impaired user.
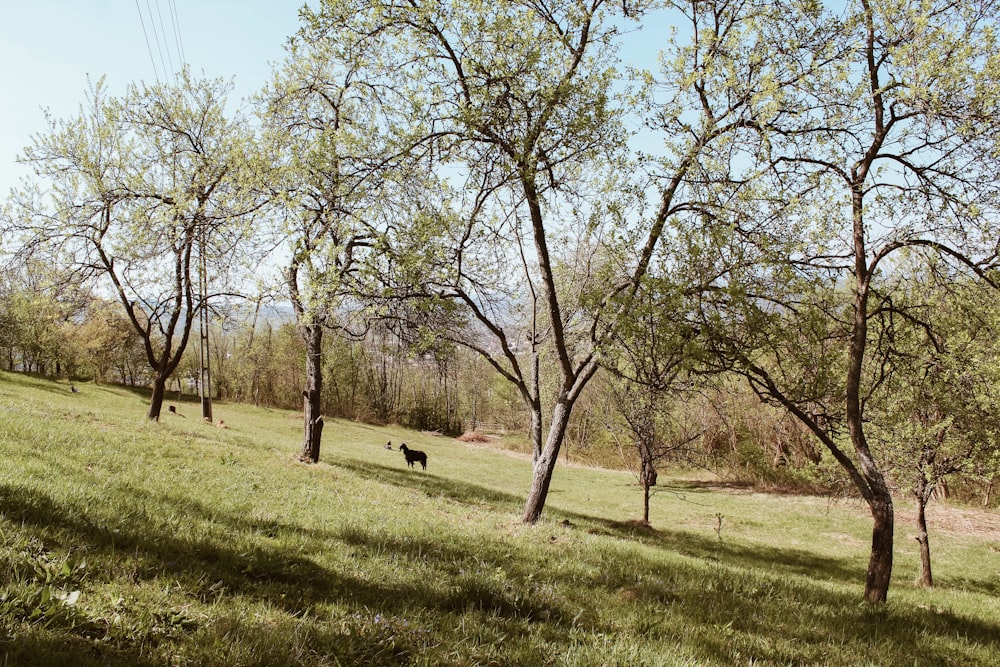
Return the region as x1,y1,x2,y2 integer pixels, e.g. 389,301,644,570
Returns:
399,443,427,470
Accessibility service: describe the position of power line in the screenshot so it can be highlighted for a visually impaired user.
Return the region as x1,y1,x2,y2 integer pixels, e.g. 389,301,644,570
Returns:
135,0,186,84
152,0,177,81
145,0,173,84
135,0,163,83
168,0,187,68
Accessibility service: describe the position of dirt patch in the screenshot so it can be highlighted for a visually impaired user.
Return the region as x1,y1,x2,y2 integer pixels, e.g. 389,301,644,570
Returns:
895,503,1000,541
456,431,496,443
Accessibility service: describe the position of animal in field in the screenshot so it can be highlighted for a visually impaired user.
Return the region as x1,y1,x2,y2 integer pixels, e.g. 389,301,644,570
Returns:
384,440,393,450
398,443,427,470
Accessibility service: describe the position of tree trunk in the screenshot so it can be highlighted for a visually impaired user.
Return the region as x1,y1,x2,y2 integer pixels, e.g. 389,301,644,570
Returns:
641,448,657,525
915,494,933,587
864,492,894,602
147,372,168,421
643,482,651,525
522,397,574,523
301,325,324,463
529,351,543,461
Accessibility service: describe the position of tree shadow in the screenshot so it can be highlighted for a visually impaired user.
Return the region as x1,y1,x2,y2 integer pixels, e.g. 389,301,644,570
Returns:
933,573,1000,598
0,634,163,667
3,476,999,666
0,481,563,624
0,370,64,391
330,457,995,599
332,457,526,512
576,513,866,586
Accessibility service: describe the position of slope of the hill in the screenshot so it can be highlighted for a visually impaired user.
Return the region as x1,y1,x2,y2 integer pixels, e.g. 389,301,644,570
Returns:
1,371,998,666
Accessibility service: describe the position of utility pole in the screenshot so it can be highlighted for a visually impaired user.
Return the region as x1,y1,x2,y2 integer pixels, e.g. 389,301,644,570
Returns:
199,220,213,421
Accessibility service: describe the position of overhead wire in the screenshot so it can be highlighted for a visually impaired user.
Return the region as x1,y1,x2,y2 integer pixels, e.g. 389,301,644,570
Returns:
145,0,173,84
135,0,186,85
152,0,177,82
167,0,187,68
135,0,163,84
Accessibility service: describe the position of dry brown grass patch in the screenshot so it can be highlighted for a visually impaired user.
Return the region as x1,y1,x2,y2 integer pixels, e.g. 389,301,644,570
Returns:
456,431,495,443
895,502,1000,540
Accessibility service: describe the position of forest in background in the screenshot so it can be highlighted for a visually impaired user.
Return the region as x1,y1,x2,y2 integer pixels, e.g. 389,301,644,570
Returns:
2,262,998,511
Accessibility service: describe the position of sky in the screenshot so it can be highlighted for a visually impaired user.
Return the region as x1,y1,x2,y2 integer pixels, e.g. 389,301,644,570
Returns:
0,1,671,197
0,0,307,194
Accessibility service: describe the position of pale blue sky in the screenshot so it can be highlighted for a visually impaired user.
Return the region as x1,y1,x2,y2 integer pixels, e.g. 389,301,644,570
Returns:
1,2,670,195
0,0,306,193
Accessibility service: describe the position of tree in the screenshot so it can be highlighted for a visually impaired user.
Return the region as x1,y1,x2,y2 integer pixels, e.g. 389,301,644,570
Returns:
689,0,1000,601
603,283,701,525
0,259,89,376
298,0,605,506
68,297,141,383
0,276,15,370
307,0,786,523
869,273,1000,587
6,71,257,420
257,20,419,461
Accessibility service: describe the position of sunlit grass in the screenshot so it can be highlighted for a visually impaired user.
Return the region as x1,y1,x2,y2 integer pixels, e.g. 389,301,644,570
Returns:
1,370,998,665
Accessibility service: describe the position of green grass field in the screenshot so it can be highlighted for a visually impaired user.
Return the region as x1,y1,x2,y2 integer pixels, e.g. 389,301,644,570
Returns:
1,370,998,666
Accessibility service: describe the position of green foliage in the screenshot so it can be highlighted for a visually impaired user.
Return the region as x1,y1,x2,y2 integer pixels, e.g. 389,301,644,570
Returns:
3,0,1000,613
4,69,263,419
0,262,90,377
2,371,999,665
869,273,1000,507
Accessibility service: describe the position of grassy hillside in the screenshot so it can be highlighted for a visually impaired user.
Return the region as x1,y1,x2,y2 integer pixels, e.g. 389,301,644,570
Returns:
1,371,998,666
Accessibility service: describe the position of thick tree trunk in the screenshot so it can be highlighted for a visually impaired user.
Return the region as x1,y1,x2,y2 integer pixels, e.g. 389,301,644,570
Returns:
864,491,894,602
847,158,895,603
301,325,324,463
147,372,168,421
915,495,933,587
522,397,574,523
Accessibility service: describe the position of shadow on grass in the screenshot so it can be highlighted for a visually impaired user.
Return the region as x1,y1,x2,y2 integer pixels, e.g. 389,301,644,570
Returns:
4,469,1000,666
331,457,868,588
934,573,1000,598
332,457,526,512
332,456,1000,650
579,512,866,586
0,371,65,391
330,456,996,599
0,481,568,660
105,383,207,410
4,475,596,664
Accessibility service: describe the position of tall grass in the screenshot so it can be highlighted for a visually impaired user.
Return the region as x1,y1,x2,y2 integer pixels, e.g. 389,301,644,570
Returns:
1,371,998,666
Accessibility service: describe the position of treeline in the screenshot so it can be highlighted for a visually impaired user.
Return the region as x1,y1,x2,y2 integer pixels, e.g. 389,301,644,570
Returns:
0,265,820,475
0,266,145,384
4,266,998,518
